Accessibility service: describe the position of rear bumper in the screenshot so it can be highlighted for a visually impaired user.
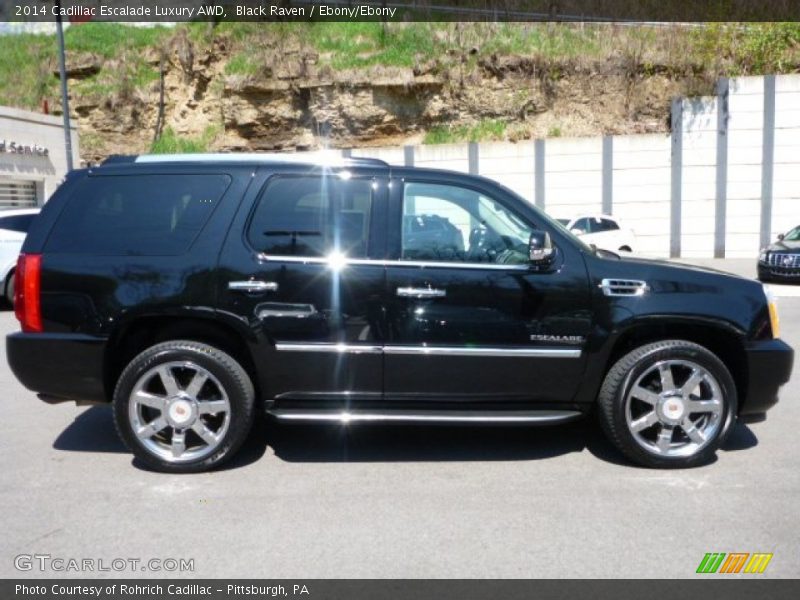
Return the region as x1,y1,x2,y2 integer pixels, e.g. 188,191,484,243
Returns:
741,338,794,415
6,332,107,403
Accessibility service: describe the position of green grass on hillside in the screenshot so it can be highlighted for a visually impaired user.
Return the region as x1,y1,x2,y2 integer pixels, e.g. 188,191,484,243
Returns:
65,22,171,57
0,33,59,110
0,23,171,109
311,22,438,69
424,119,508,144
224,53,260,76
217,22,603,72
150,125,220,154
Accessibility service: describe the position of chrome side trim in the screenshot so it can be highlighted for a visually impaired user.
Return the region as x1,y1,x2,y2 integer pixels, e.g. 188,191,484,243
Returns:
274,343,580,358
384,345,580,358
267,408,583,424
275,343,382,354
257,253,530,271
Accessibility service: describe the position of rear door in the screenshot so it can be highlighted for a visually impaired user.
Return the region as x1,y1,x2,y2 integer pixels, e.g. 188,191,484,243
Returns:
217,165,389,406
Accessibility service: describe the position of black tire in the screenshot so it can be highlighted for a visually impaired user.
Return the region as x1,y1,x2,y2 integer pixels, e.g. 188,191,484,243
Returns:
598,340,737,468
113,340,255,473
4,271,14,306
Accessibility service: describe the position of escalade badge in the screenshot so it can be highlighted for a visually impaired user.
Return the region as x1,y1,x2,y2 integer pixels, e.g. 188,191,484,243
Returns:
530,334,585,344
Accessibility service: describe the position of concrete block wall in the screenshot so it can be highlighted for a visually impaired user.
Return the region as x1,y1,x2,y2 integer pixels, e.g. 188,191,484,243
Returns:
680,96,718,258
477,141,536,201
543,137,603,219
725,76,766,258
352,73,800,259
772,75,800,250
613,134,672,257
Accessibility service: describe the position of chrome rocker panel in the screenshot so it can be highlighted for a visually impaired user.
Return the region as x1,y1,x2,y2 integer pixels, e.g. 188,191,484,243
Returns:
266,408,584,424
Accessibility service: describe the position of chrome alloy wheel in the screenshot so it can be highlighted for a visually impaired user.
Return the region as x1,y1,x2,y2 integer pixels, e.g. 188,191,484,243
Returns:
624,359,724,458
128,361,231,463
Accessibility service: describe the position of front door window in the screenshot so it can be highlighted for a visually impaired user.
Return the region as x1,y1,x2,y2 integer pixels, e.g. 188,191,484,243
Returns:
401,182,533,265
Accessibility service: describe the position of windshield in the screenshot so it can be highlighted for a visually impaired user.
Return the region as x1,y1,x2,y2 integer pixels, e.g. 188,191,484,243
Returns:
549,217,594,252
480,182,595,253
784,226,800,242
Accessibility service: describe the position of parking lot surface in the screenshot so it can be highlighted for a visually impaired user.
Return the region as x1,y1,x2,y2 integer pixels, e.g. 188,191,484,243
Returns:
0,263,798,579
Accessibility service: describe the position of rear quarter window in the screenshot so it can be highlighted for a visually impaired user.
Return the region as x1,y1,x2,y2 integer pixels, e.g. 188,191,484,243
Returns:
44,174,231,255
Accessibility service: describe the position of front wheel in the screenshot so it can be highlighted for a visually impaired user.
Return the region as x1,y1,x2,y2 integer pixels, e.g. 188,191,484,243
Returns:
598,340,737,468
113,340,255,473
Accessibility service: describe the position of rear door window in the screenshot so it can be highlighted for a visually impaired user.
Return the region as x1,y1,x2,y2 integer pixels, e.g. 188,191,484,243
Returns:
247,176,373,258
45,174,230,255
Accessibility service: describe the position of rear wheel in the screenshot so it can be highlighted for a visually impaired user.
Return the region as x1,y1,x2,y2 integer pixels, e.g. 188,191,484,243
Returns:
113,340,255,473
4,270,14,306
598,340,737,468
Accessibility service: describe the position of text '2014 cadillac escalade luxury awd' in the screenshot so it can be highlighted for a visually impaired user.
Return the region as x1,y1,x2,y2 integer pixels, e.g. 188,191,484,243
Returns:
6,153,794,472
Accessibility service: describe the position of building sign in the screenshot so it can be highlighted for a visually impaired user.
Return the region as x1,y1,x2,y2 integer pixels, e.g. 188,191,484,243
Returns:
0,140,49,156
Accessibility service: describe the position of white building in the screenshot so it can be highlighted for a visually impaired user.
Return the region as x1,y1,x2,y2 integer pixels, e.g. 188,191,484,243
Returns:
0,105,80,209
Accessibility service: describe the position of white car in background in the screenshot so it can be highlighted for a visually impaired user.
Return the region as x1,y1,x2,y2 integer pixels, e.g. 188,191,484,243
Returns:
555,214,636,254
0,208,40,305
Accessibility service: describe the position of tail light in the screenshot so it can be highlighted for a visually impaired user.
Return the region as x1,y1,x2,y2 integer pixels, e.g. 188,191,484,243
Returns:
14,253,43,333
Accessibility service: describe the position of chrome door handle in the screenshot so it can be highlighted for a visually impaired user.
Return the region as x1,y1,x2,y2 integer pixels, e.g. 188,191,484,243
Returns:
396,286,446,299
229,280,279,293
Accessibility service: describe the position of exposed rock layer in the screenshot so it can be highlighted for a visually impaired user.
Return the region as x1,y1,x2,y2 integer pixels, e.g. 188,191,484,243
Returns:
62,37,686,163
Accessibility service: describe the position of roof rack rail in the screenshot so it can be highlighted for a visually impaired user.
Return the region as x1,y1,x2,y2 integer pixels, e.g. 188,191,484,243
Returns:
101,155,137,165
98,152,389,168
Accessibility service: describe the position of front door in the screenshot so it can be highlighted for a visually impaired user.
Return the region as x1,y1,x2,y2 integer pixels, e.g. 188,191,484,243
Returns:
217,166,388,406
383,175,592,406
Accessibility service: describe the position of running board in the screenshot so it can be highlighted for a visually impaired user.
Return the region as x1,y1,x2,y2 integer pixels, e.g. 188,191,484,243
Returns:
266,408,583,424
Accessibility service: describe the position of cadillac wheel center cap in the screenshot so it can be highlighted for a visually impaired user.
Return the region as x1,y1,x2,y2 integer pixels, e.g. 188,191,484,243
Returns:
662,398,685,421
168,399,194,426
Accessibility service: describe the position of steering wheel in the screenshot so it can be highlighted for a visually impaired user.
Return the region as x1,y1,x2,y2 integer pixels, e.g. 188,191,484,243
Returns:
467,227,503,262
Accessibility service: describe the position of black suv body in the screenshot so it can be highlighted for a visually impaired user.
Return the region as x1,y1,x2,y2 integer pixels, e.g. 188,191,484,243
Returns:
7,154,794,472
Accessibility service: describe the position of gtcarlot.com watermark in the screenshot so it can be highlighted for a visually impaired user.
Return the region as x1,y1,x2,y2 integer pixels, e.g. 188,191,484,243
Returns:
14,554,194,573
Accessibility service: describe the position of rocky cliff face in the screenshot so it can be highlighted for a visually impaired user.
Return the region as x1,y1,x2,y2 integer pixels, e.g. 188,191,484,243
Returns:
64,32,685,163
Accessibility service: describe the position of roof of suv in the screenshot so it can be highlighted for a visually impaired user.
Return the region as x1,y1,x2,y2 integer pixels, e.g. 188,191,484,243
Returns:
0,208,40,217
102,152,389,169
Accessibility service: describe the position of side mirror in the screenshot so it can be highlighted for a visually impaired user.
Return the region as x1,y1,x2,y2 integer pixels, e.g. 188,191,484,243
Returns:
529,230,555,264
570,227,584,236
778,233,785,241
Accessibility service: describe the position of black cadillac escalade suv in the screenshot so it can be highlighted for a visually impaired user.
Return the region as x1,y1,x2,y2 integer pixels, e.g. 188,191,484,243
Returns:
6,154,794,472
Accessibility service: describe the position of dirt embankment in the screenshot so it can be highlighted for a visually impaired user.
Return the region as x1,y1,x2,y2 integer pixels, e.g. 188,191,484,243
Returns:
65,32,691,163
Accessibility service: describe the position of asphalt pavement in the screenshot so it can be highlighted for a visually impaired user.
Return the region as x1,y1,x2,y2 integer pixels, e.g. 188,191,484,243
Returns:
0,263,798,579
